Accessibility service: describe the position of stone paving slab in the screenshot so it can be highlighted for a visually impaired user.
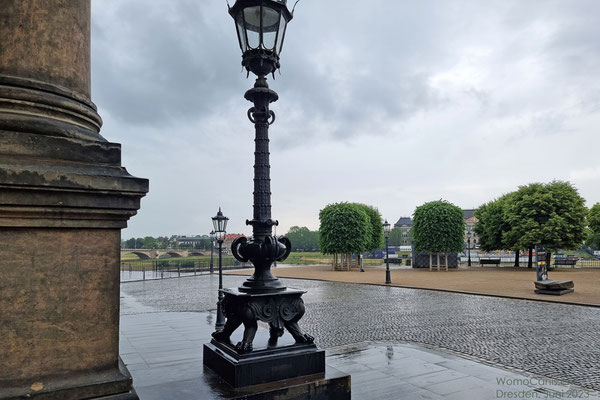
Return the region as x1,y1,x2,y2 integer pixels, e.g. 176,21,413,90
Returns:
120,311,600,400
121,275,600,394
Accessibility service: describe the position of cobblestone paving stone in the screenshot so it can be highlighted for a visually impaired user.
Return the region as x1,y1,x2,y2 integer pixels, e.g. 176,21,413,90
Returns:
121,275,600,391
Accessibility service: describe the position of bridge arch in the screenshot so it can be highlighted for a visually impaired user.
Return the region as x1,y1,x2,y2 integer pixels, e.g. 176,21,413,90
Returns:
130,252,151,260
158,251,184,258
121,249,153,260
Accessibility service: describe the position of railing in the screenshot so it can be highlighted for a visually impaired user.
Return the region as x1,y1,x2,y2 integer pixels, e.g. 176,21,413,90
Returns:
120,259,253,282
459,257,600,269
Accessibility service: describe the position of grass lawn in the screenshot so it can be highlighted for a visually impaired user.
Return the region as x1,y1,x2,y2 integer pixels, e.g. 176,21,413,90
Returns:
121,251,384,266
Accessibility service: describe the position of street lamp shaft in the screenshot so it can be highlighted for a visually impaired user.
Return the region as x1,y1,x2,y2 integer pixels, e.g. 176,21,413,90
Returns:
218,240,223,290
245,76,279,241
216,239,225,330
253,118,272,239
467,238,472,267
210,241,214,273
385,236,391,284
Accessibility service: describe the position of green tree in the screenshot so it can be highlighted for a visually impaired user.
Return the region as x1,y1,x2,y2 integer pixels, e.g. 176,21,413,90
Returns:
474,194,522,266
388,227,403,246
319,202,372,255
156,236,170,249
285,226,320,251
355,204,384,251
504,181,587,265
585,203,600,250
413,200,464,267
142,236,158,249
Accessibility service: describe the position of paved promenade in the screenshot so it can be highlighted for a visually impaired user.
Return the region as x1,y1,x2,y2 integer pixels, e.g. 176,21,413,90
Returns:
120,274,600,398
226,264,600,306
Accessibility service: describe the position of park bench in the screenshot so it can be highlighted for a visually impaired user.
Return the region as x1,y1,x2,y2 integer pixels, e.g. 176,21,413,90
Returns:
479,258,501,266
554,259,577,268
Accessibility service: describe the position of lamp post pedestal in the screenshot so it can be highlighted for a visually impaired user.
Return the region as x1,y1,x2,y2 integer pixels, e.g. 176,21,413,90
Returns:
204,288,324,388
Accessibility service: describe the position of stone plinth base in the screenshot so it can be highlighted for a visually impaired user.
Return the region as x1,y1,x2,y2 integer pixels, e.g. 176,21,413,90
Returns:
534,280,574,295
0,358,138,400
228,366,350,400
535,289,575,296
204,329,325,388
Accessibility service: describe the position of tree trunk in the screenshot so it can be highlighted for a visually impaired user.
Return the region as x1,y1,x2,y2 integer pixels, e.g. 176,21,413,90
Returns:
528,247,533,268
437,252,440,271
445,252,448,271
514,251,520,267
429,253,432,271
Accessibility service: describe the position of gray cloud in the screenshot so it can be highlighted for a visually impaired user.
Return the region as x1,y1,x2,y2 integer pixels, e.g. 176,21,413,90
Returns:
90,0,600,237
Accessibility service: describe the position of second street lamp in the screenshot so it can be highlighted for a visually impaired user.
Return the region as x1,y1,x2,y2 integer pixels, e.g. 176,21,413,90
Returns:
467,227,472,267
383,219,391,284
209,230,216,274
212,208,228,331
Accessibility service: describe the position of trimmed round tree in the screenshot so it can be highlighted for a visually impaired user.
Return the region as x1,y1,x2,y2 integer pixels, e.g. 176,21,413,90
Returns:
356,203,384,252
319,202,372,269
587,203,600,250
413,200,465,269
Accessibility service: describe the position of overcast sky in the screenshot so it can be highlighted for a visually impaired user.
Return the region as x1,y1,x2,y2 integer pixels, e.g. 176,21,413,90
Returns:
91,0,600,239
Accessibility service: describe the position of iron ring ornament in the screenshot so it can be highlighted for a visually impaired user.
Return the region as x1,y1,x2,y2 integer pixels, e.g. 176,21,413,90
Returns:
232,235,291,265
247,107,276,125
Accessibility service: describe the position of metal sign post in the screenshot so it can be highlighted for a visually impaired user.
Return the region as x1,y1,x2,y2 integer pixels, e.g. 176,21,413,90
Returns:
535,245,548,281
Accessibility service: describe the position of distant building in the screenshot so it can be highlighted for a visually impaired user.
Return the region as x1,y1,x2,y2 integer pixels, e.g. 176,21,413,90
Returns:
219,234,247,255
394,217,413,246
170,235,210,249
463,209,479,250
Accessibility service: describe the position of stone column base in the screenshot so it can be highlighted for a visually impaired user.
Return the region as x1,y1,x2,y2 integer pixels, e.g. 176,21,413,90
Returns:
0,358,138,400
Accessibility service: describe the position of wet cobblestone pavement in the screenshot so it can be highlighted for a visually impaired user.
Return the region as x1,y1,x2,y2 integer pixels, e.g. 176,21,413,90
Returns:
121,274,600,392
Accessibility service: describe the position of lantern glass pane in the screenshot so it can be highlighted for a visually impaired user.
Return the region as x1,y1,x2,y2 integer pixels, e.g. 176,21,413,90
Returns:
244,6,261,49
276,14,287,55
222,218,228,232
212,219,219,233
261,7,280,50
236,14,247,52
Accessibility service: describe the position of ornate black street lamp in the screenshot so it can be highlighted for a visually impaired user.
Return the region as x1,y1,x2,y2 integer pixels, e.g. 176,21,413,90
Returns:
209,230,216,274
383,219,391,284
467,227,472,267
215,0,313,347
205,1,323,389
212,208,228,331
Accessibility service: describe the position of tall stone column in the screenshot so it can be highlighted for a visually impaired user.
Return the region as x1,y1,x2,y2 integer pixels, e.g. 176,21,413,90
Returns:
0,1,148,399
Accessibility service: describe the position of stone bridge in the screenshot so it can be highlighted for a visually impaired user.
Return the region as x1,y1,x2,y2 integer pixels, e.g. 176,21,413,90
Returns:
120,249,207,260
